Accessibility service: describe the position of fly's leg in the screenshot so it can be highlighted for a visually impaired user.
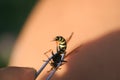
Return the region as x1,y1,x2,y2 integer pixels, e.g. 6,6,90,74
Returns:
44,49,53,55
61,60,67,62
56,46,59,53
51,50,55,56
43,49,53,62
44,49,53,58
47,67,54,73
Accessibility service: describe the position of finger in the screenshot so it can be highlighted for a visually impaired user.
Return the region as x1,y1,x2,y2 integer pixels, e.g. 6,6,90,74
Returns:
0,67,36,80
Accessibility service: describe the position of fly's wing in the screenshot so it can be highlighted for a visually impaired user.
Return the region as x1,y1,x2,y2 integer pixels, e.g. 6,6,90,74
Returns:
65,32,74,58
65,44,83,59
66,32,74,43
65,32,82,59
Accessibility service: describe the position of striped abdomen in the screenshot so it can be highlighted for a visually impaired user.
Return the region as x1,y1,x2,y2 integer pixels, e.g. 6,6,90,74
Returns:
55,36,67,52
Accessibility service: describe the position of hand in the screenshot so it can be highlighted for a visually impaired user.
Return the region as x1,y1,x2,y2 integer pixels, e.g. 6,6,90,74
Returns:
0,67,36,80
9,0,120,79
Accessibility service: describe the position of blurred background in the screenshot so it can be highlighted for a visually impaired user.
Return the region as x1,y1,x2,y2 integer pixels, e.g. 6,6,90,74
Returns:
1,0,120,79
0,0,37,67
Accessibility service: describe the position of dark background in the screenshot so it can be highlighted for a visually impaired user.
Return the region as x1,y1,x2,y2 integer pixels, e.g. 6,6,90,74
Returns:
0,0,37,67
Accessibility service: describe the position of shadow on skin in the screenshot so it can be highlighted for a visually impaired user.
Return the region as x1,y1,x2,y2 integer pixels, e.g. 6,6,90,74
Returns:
41,30,120,80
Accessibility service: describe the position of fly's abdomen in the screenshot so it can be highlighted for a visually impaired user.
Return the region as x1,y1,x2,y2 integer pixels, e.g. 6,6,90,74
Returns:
59,42,66,52
54,36,67,52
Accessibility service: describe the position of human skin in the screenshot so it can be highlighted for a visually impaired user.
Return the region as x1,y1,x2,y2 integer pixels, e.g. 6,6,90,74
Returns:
9,0,120,80
0,67,36,80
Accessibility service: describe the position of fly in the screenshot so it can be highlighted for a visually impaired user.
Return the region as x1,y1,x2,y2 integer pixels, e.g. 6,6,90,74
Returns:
44,32,74,72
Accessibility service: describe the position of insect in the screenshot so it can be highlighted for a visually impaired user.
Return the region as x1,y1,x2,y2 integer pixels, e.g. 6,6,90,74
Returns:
44,32,74,72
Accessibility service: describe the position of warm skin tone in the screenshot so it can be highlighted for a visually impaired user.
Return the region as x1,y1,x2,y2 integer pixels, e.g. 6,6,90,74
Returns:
9,0,120,80
0,67,36,80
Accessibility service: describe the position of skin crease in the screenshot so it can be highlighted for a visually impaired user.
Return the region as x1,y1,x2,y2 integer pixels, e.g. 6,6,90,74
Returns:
9,0,120,80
